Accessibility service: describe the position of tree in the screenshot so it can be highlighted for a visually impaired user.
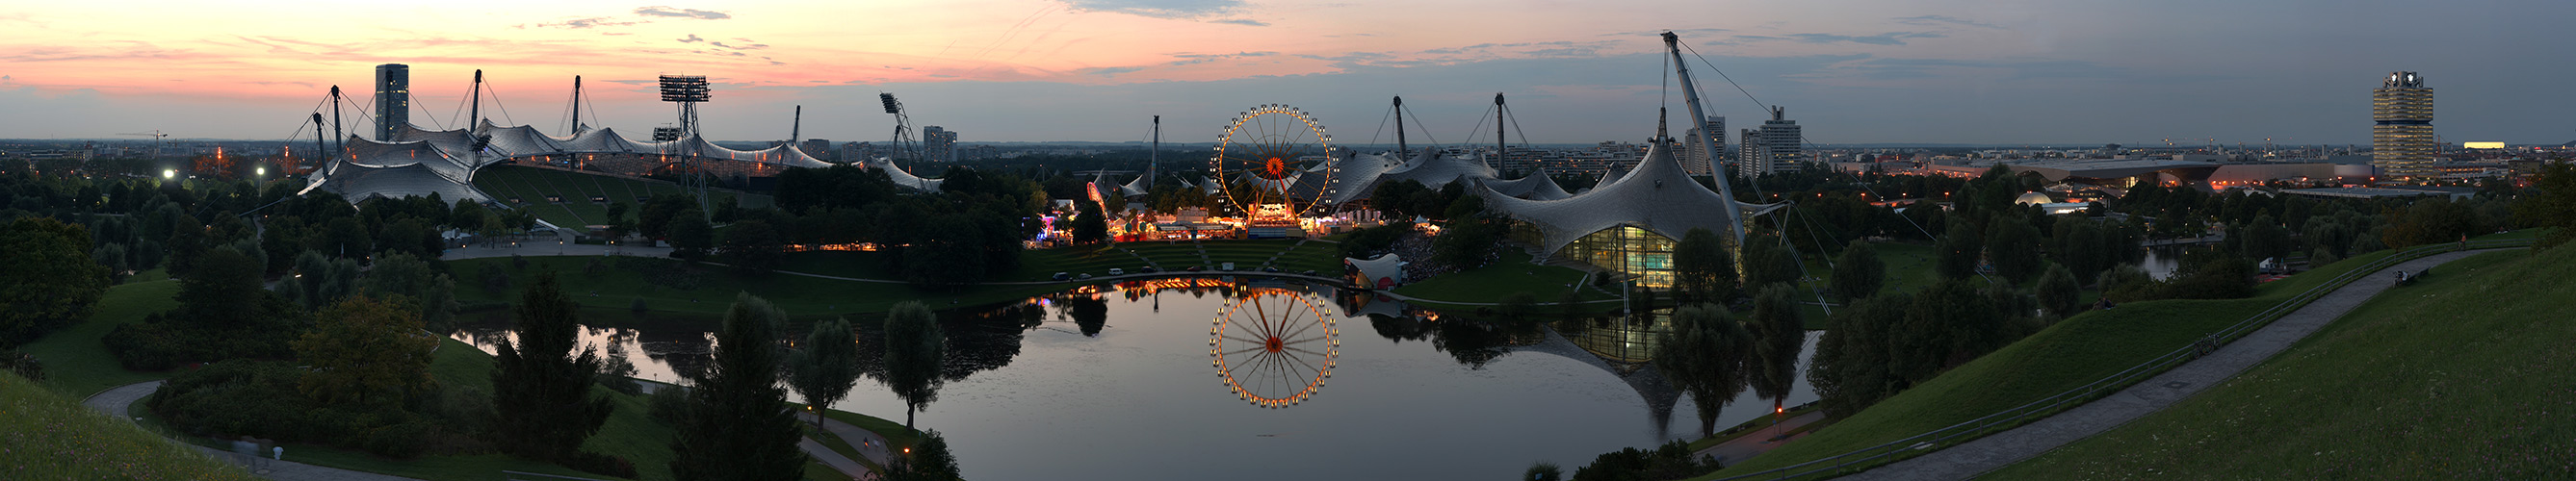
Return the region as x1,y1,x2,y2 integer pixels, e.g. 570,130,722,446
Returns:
1671,228,1738,304
0,217,109,346
670,293,807,481
881,430,962,481
2036,264,2081,318
491,273,614,462
287,251,362,311
292,295,434,406
2237,215,2293,262
1985,218,2043,284
1830,242,1886,302
789,317,863,427
2513,162,2576,250
1072,198,1110,244
1738,238,1802,293
1746,284,1806,438
1808,291,1908,418
361,251,456,332
1654,303,1750,439
882,301,947,430
667,209,713,260
719,218,785,274
1935,221,1984,280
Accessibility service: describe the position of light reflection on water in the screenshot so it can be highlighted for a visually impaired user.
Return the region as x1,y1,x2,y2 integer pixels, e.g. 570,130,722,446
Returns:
450,278,1817,480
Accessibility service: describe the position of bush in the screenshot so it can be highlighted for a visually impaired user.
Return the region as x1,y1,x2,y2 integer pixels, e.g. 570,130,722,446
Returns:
1571,440,1719,481
100,315,185,370
563,451,639,479
1337,221,1412,260
0,349,42,381
362,421,431,459
647,386,690,424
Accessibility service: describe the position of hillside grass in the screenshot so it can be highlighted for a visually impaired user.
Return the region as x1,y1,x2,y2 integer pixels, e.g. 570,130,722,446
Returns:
0,372,263,481
1704,247,2406,478
472,165,773,229
1989,249,2574,479
1391,250,1619,307
17,279,181,397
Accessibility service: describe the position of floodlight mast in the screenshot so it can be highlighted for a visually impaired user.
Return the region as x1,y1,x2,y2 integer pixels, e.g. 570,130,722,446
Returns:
1663,31,1747,244
879,92,921,171
659,75,713,215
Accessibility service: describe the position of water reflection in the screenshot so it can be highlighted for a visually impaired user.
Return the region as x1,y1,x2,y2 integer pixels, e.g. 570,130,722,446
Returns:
449,276,1817,480
1212,288,1340,408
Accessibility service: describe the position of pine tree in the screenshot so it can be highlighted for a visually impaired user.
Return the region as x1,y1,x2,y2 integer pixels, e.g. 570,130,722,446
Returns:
490,273,614,462
670,293,807,481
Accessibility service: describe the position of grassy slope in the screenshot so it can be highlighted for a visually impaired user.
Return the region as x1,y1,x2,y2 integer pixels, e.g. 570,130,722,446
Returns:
1391,250,1618,307
1990,249,2574,479
1707,248,2403,477
0,372,264,481
135,338,685,481
449,256,1078,317
471,165,774,229
18,279,181,397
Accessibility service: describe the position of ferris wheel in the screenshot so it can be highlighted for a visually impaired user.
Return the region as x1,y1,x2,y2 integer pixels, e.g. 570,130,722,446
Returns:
1210,104,1334,218
1210,289,1340,408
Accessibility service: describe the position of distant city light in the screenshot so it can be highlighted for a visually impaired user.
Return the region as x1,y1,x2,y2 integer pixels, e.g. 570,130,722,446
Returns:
2461,141,2505,149
162,169,175,180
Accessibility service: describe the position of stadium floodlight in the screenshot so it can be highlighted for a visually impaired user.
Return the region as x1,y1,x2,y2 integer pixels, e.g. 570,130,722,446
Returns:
880,93,901,114
657,75,710,102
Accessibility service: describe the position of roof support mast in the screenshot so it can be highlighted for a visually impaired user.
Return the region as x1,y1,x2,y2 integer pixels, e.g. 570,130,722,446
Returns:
329,86,344,158
790,105,802,145
469,70,482,131
570,75,582,135
1150,114,1159,190
1495,92,1507,169
1392,96,1408,156
1663,31,1747,244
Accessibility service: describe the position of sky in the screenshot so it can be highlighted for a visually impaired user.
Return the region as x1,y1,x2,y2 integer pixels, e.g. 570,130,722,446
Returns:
2,0,2570,146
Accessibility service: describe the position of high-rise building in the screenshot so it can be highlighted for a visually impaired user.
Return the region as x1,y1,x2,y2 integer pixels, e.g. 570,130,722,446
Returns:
374,63,408,141
1682,115,1724,175
1737,107,1805,177
2373,71,2435,180
923,126,958,163
800,139,832,161
1738,128,1764,178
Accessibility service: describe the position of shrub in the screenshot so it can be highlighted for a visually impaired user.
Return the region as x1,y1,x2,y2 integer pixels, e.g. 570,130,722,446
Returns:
1571,440,1719,481
647,386,690,424
563,451,638,479
362,421,431,459
0,349,42,381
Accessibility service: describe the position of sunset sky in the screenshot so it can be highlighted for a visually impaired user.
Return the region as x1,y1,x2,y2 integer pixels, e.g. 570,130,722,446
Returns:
2,0,2567,145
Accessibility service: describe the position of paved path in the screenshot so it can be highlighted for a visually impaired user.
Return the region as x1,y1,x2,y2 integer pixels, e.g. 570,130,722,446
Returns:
799,439,874,480
1841,249,2496,481
85,381,423,481
1699,412,1828,467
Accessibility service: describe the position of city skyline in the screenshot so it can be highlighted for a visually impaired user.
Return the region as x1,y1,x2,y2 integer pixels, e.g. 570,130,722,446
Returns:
2,0,2570,145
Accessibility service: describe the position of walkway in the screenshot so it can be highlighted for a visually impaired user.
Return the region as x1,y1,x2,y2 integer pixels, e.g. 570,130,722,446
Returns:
1839,249,2496,481
793,414,899,480
1698,412,1828,467
84,381,423,481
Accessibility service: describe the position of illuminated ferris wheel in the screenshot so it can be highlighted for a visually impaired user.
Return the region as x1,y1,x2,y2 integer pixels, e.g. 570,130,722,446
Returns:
1210,289,1340,408
1210,104,1334,219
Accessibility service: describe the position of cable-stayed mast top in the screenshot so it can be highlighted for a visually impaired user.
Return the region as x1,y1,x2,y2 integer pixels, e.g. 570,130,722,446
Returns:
1663,31,1746,244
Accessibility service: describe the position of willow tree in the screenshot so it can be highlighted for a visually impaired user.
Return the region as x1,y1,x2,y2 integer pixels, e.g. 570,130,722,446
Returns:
1656,304,1751,439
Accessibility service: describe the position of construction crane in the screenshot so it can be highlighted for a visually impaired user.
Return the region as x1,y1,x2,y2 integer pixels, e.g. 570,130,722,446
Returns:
116,130,169,159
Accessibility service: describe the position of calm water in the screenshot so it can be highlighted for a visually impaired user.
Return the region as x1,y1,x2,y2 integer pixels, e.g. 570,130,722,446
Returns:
452,278,1818,480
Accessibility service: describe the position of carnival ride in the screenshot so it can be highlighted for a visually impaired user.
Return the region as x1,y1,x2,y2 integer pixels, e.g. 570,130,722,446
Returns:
1210,288,1340,408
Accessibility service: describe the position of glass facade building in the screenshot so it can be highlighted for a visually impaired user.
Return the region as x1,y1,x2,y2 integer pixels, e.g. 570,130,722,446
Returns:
1562,226,1678,288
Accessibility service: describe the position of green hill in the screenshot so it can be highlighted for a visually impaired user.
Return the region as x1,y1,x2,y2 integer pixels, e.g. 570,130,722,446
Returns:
0,372,263,481
471,165,772,229
1989,248,2575,479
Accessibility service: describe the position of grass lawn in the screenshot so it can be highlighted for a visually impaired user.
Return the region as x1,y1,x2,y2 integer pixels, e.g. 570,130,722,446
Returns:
1704,247,2408,478
1990,249,2574,479
0,372,262,480
472,165,775,229
821,408,926,452
18,279,181,398
1392,250,1618,307
451,256,1082,317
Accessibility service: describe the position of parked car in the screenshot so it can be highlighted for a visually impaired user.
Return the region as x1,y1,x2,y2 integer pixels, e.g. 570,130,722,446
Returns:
1221,263,1236,271
1053,272,1071,281
1078,273,1093,280
1262,266,1282,273
1186,266,1204,272
1299,269,1318,276
1108,268,1126,275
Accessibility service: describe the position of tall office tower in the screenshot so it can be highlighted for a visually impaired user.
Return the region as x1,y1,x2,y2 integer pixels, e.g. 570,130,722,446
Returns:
2372,71,2434,180
800,139,832,161
374,63,409,141
1682,115,1725,175
923,126,958,162
1737,128,1766,178
1761,106,1804,175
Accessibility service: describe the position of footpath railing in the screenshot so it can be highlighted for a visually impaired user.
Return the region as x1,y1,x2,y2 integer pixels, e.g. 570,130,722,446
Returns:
1712,239,2533,481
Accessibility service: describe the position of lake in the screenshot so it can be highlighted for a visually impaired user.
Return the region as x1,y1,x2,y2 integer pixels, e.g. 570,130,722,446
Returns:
452,277,1818,480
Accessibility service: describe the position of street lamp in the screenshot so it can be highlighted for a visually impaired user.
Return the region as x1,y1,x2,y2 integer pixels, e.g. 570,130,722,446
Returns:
162,169,175,180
